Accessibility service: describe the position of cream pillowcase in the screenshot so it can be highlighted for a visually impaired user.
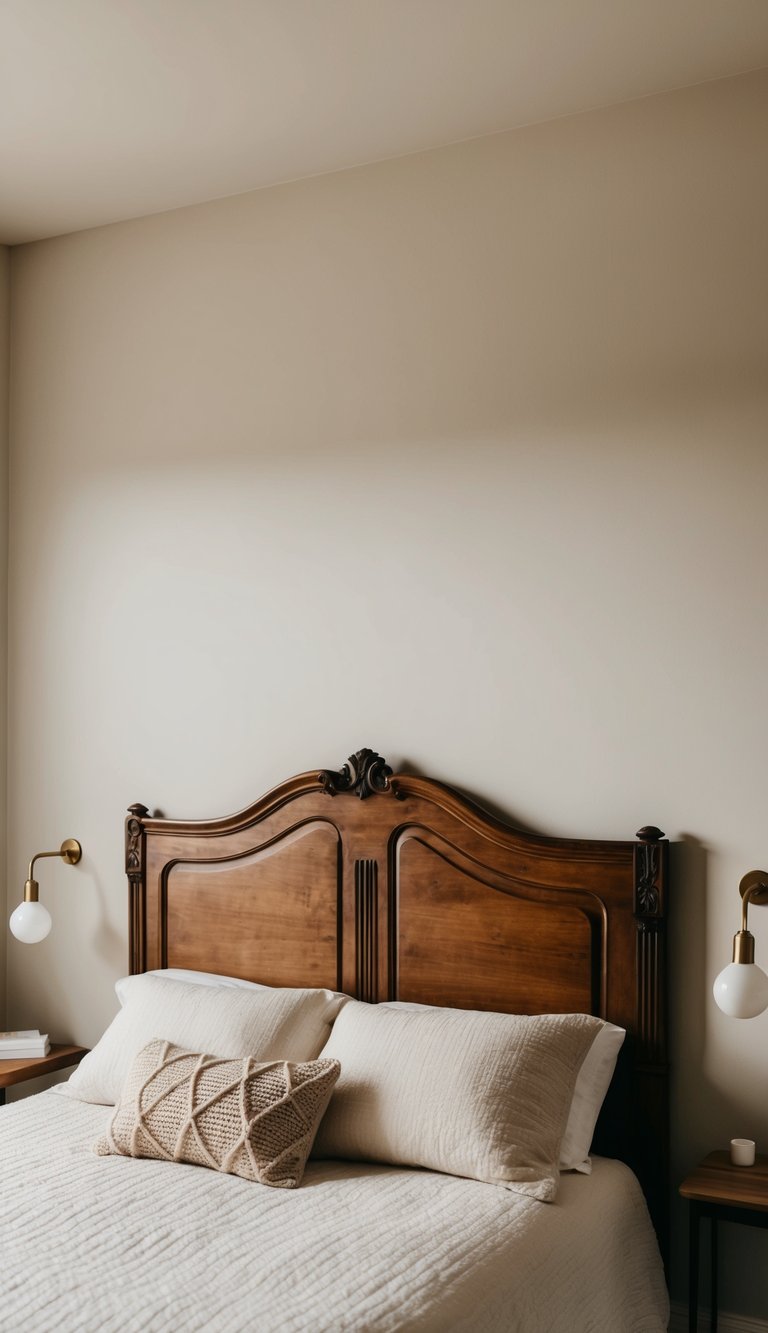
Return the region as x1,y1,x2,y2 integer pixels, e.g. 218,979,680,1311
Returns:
95,1039,340,1188
558,1021,625,1172
114,969,268,1000
314,1000,603,1200
384,1000,624,1173
63,973,347,1106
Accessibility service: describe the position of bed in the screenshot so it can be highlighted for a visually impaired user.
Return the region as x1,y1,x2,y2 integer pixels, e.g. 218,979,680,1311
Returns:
1,747,670,1331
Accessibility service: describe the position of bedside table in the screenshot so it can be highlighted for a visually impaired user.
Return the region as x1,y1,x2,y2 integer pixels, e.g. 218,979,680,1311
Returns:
0,1044,88,1105
680,1150,768,1332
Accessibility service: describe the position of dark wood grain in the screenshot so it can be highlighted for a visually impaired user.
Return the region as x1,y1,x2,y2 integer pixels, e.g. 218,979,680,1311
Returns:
392,834,595,1013
680,1151,768,1211
0,1044,89,1088
126,748,669,1258
164,822,341,988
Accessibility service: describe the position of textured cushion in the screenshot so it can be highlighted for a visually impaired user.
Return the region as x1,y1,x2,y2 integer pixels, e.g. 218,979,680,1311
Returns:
384,1000,624,1174
314,1000,602,1200
64,974,347,1105
95,1039,340,1188
559,1021,625,1172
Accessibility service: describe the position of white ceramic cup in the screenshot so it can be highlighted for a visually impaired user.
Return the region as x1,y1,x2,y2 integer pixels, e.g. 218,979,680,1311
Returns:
730,1138,756,1166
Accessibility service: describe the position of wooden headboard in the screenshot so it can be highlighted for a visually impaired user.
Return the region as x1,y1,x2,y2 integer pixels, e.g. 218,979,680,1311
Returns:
125,747,669,1254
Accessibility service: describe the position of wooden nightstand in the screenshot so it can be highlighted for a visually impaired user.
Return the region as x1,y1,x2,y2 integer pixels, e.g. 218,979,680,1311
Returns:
680,1150,768,1332
0,1044,88,1105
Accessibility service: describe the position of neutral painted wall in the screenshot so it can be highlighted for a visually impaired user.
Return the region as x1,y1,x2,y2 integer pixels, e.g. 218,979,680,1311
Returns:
7,67,768,1311
0,246,8,1029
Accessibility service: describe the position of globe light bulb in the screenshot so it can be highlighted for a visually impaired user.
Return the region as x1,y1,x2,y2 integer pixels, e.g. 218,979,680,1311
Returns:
9,899,52,944
713,961,768,1019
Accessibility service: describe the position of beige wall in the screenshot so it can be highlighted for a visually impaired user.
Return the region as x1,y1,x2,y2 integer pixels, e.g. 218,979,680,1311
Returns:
7,68,768,1312
0,246,8,1029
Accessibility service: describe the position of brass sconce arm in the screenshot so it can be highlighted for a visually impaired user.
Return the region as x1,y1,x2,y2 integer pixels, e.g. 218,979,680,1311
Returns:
730,870,768,965
24,839,83,902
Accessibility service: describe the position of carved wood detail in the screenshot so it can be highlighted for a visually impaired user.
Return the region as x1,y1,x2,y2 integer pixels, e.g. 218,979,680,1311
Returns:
355,859,378,1004
634,826,664,917
629,824,669,1265
125,804,149,975
633,825,668,1062
320,748,392,800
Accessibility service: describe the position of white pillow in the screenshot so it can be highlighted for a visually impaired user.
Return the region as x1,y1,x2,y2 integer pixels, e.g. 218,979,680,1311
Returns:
384,1000,624,1174
63,973,347,1106
313,999,602,1200
114,968,267,1003
558,1021,625,1172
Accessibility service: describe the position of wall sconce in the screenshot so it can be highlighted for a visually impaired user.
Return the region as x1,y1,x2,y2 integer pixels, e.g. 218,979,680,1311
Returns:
713,870,768,1018
8,839,83,944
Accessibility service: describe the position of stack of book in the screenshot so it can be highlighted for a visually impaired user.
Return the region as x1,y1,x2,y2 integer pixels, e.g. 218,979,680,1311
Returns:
0,1029,50,1059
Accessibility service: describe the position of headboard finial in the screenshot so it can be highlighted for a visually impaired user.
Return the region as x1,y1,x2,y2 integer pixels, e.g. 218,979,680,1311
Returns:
636,825,664,842
319,748,392,800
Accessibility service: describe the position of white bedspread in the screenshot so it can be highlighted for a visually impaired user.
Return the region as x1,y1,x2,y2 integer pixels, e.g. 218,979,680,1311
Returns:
0,1091,668,1332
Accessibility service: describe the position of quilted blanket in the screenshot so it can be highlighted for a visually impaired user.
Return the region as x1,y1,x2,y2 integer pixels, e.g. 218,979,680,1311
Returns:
0,1091,668,1331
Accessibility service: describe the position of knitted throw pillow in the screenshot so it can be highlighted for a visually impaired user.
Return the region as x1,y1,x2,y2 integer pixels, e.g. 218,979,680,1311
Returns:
95,1039,340,1188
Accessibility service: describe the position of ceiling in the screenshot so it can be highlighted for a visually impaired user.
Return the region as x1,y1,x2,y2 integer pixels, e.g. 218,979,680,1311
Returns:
2,0,768,246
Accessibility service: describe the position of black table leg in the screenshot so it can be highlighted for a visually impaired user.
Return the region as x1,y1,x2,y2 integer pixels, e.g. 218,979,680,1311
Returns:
689,1202,700,1332
710,1215,718,1333
0,1088,5,1107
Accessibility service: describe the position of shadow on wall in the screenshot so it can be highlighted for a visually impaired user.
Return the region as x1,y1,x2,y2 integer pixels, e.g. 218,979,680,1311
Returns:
89,861,129,982
668,834,707,1298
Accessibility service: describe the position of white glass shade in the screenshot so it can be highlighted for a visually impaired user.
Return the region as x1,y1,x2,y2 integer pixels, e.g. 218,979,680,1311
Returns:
713,961,768,1019
9,900,52,944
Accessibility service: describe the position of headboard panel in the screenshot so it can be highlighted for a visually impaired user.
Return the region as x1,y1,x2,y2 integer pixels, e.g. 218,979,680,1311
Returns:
125,747,669,1257
391,830,599,1014
163,822,342,988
